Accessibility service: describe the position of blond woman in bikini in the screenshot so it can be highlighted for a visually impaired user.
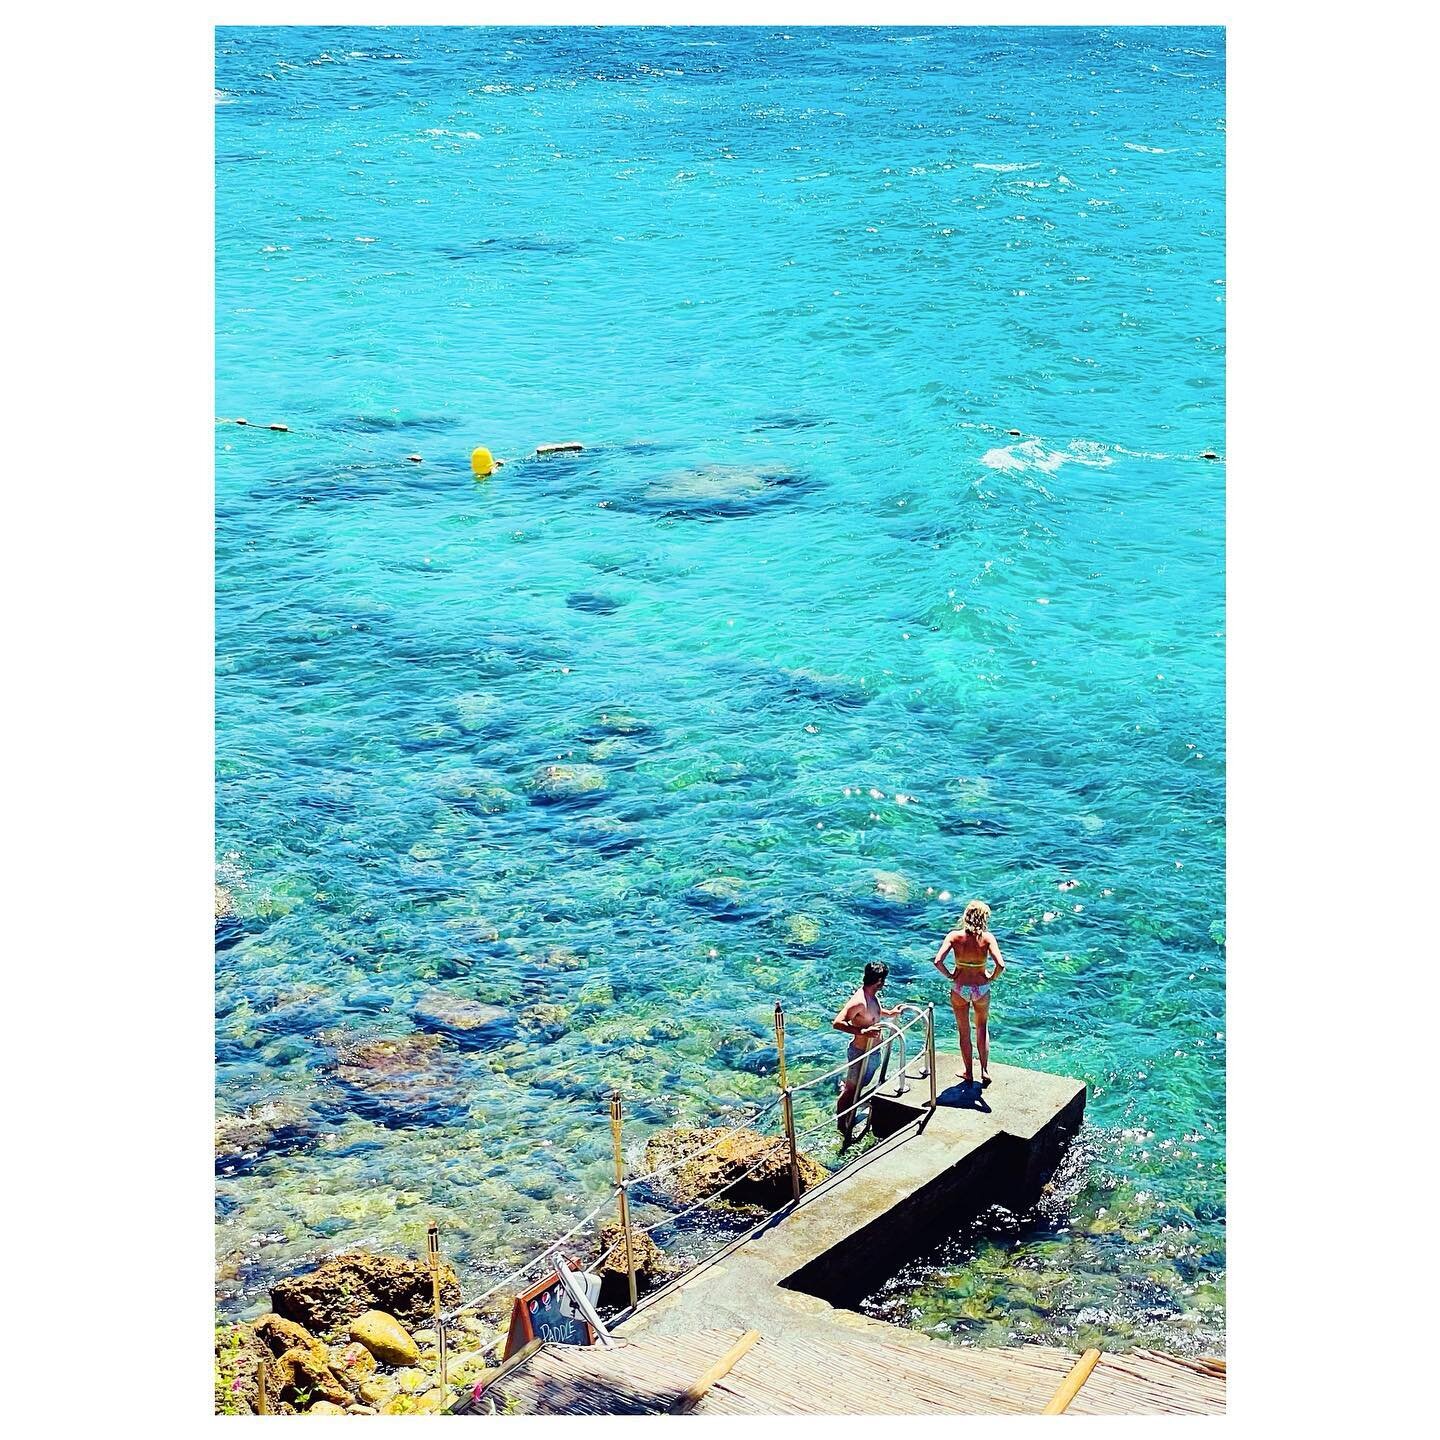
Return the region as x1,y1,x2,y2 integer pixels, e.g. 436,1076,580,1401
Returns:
932,900,1007,1086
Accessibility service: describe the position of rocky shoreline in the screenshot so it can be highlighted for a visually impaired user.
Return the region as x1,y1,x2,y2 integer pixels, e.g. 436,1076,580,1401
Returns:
215,1250,501,1416
215,1126,831,1414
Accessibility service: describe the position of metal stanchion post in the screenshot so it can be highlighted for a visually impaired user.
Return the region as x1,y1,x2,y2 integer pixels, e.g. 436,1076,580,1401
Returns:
609,1091,639,1309
775,1001,801,1204
427,1220,448,1407
256,1353,268,1415
926,1003,938,1112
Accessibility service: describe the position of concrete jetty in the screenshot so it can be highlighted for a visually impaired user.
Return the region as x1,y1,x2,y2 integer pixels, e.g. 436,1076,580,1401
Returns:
465,1057,1223,1415
624,1055,1086,1337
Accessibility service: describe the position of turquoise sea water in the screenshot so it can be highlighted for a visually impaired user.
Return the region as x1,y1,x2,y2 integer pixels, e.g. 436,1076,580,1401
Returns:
216,26,1224,1356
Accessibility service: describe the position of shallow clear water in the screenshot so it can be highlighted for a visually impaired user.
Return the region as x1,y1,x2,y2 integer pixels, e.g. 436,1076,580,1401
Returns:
215,25,1224,1354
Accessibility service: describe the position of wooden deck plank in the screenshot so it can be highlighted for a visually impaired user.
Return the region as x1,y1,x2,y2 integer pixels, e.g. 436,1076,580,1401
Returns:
485,1326,1224,1417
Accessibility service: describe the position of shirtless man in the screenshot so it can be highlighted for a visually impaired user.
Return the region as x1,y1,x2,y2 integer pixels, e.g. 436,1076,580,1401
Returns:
932,900,1007,1086
832,961,903,1141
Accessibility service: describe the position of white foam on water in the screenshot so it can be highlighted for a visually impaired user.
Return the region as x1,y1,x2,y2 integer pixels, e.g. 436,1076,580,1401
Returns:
974,161,1039,172
981,438,1117,475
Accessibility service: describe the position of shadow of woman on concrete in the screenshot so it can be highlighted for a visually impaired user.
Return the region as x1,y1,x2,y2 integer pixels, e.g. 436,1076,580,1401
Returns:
936,1079,992,1112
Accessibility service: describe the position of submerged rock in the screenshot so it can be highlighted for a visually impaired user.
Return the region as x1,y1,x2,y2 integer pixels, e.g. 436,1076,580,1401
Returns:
215,883,247,949
854,868,919,923
683,874,759,921
642,1126,827,1211
452,691,505,733
871,870,914,904
329,1033,470,1127
783,914,822,946
528,762,607,804
685,874,745,908
519,1002,570,1041
576,709,652,744
272,1250,460,1335
565,591,622,614
770,665,872,710
411,990,512,1045
349,1309,420,1367
715,1032,780,1077
215,1098,320,1171
636,464,809,518
437,774,519,815
937,813,1010,838
571,814,643,855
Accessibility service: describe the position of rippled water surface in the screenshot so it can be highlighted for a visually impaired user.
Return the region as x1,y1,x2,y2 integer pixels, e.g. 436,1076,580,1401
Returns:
216,25,1224,1355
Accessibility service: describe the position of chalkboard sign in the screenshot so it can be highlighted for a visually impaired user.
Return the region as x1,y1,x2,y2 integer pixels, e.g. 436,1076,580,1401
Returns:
503,1264,597,1357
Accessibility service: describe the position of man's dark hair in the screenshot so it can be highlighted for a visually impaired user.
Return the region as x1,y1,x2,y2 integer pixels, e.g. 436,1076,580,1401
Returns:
863,961,889,988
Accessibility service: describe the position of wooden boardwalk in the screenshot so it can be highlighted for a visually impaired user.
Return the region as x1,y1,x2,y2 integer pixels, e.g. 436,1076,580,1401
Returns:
483,1326,1225,1416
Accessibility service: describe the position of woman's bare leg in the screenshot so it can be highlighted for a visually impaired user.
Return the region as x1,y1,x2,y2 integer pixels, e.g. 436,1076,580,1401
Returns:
950,995,974,1081
975,993,992,1083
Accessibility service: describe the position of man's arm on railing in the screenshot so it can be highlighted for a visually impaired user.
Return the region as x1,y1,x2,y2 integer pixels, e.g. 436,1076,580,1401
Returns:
832,998,877,1038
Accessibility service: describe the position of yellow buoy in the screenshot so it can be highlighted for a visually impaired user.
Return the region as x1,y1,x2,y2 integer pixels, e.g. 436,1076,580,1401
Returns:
471,446,496,478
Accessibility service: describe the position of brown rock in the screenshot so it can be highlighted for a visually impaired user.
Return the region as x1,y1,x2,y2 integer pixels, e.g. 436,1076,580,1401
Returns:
215,1322,293,1416
590,1220,675,1307
349,1309,420,1367
307,1400,346,1415
642,1126,827,1210
393,1364,432,1394
253,1313,326,1362
382,1389,446,1415
327,1340,377,1390
271,1249,460,1334
358,1376,400,1408
276,1346,351,1409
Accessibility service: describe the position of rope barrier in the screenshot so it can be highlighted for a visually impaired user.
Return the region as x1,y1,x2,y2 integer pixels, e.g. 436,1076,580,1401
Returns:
437,997,937,1331
441,1252,551,1325
796,1074,887,1140
442,1191,614,1321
